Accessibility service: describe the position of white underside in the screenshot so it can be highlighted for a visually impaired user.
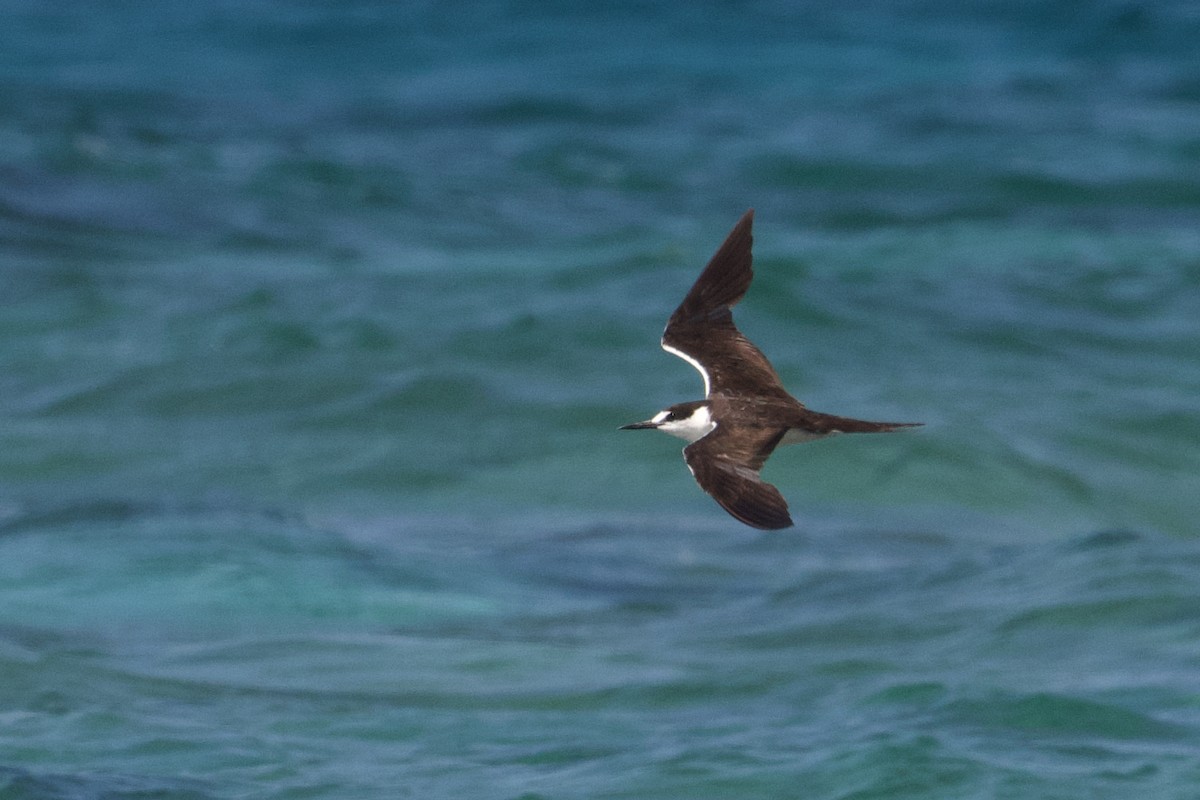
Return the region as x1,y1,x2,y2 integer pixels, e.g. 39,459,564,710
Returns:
655,412,833,447
781,428,830,445
653,405,716,443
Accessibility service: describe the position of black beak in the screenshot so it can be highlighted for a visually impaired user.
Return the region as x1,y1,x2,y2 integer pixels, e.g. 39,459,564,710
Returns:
619,421,658,430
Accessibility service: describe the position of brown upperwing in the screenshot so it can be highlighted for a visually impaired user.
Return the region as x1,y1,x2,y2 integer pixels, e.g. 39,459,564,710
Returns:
683,422,792,530
661,208,793,400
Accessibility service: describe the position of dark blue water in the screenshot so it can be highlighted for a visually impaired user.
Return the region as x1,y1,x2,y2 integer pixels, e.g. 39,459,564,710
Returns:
3,2,1200,798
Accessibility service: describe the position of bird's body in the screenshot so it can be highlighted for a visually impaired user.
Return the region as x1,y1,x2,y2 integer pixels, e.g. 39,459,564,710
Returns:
621,209,919,530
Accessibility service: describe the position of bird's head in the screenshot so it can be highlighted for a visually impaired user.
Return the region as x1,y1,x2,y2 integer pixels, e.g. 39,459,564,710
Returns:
620,400,715,443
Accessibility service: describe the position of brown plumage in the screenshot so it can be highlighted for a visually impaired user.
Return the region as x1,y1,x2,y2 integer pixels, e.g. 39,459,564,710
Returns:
623,209,920,530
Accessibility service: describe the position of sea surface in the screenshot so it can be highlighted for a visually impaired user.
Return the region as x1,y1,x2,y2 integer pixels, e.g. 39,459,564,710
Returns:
3,1,1200,798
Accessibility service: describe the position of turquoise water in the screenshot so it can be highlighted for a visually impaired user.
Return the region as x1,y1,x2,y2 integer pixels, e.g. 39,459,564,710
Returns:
3,2,1200,797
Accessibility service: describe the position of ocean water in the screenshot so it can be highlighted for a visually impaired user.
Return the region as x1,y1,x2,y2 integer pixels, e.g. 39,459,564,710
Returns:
3,1,1200,797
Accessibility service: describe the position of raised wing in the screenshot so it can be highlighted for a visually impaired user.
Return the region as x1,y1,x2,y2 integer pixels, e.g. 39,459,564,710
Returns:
661,209,791,400
683,424,792,530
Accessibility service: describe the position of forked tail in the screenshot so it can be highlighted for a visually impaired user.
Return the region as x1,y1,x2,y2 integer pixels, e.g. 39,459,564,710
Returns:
807,411,922,435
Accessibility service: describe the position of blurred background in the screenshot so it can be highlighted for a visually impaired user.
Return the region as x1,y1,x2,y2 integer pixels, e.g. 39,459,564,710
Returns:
2,1,1199,798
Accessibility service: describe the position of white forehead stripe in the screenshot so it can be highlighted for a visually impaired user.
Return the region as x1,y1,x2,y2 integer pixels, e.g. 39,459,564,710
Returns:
661,342,711,397
655,403,716,443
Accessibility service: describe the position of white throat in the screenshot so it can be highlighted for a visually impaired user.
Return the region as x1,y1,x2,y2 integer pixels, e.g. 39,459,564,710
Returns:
654,405,716,443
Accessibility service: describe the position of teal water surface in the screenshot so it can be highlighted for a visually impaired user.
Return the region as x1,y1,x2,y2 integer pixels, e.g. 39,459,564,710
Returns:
3,2,1200,798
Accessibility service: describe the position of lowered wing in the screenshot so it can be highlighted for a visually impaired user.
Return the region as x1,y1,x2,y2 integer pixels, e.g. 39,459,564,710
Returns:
683,423,792,530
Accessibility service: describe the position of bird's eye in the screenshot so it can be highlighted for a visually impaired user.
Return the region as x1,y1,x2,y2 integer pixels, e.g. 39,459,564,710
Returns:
664,412,676,421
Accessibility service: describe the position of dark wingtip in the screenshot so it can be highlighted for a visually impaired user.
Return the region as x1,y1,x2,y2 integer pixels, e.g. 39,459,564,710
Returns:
668,209,758,326
729,208,754,241
745,507,794,530
718,488,793,530
744,512,793,531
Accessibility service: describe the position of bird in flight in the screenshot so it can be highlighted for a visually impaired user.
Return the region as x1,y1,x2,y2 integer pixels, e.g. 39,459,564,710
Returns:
621,209,920,529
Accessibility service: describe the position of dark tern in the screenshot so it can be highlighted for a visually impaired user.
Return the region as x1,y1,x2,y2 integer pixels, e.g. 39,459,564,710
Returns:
621,209,920,530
